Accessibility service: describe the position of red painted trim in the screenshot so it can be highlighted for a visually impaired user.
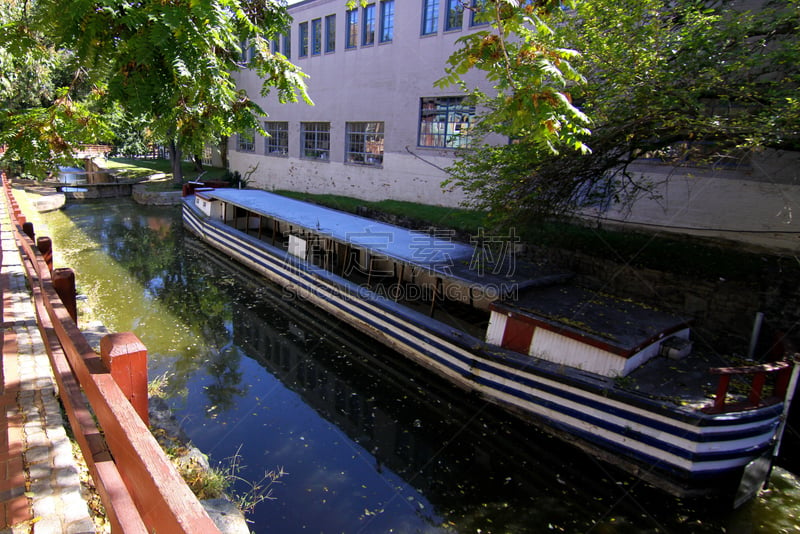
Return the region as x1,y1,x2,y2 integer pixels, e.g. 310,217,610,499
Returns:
490,304,688,359
4,174,221,534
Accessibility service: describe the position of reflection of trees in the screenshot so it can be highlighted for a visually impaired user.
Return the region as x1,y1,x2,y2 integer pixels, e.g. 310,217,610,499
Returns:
66,200,247,410
204,346,248,413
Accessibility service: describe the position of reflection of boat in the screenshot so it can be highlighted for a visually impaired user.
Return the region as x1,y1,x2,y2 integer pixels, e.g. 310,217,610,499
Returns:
185,237,616,510
183,189,798,506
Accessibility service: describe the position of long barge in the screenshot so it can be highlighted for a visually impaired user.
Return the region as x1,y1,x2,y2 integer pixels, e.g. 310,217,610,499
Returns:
183,187,798,506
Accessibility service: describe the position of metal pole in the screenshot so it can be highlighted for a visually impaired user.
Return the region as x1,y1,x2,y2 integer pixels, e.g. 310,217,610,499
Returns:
748,312,765,360
763,355,800,490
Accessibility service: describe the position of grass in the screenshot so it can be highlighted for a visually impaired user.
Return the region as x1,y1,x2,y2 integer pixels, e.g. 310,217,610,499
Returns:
516,219,788,281
274,190,486,235
100,158,228,190
89,161,790,281
272,190,795,282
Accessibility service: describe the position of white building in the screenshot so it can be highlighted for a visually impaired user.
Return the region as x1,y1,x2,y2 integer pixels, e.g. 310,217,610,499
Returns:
230,0,494,207
228,0,800,251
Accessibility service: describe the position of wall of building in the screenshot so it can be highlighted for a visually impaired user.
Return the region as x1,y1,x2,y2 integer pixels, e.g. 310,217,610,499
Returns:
228,0,800,252
230,0,494,207
584,150,800,252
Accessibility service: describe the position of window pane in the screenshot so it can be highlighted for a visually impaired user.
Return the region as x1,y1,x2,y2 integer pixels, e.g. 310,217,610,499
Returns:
380,0,394,42
421,0,439,35
311,18,322,55
265,121,289,156
299,22,309,57
283,29,291,59
470,0,490,27
346,9,358,48
238,128,255,152
418,97,475,148
346,122,384,166
362,4,375,46
325,14,336,52
445,0,463,31
301,122,330,160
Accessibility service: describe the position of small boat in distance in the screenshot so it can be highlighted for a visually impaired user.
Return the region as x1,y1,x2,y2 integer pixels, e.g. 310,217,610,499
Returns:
183,187,798,507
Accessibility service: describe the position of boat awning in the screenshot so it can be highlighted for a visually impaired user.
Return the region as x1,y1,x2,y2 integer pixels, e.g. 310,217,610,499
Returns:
196,189,567,288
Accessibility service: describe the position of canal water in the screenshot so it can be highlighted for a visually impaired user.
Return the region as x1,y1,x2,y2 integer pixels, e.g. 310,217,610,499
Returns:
18,196,800,533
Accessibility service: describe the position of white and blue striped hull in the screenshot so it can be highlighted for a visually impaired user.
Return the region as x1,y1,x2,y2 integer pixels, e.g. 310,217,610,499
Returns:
184,202,784,498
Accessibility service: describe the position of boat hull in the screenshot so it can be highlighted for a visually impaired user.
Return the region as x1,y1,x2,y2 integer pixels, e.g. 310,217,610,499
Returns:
183,199,785,502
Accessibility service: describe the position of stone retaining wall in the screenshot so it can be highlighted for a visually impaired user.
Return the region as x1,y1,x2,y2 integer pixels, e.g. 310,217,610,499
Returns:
541,247,800,354
131,185,183,206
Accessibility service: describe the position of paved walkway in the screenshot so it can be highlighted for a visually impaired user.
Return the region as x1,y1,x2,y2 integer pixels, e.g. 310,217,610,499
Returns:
0,199,95,533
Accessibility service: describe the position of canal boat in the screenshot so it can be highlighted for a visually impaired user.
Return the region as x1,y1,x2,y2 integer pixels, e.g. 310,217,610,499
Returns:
183,188,798,507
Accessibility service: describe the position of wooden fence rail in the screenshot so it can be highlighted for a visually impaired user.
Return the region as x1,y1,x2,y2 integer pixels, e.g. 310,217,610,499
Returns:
1,172,221,533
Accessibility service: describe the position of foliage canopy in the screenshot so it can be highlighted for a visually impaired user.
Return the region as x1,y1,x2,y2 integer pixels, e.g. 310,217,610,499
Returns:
441,0,800,226
0,0,310,180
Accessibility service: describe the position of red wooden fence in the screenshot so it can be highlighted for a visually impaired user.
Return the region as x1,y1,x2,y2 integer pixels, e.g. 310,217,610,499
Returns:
1,171,221,533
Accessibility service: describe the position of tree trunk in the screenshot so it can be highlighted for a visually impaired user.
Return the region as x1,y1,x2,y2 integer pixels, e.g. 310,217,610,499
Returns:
169,139,183,186
193,155,203,172
219,136,229,169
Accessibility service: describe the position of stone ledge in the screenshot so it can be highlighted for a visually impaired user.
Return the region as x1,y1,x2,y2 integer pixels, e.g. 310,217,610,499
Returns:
131,185,183,206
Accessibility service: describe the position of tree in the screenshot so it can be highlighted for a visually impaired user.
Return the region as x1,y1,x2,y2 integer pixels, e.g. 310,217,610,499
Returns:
1,0,311,183
440,0,800,226
0,0,106,177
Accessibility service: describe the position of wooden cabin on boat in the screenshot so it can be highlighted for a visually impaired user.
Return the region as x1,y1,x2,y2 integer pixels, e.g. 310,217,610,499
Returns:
486,285,693,378
192,189,565,321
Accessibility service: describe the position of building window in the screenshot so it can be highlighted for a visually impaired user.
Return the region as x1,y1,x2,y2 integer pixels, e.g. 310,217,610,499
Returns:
299,22,309,57
271,37,280,55
470,0,489,27
325,14,336,52
265,121,289,156
301,122,330,161
202,146,213,166
346,122,384,166
380,0,394,42
421,0,439,35
445,0,464,31
283,30,291,59
418,97,475,148
362,4,376,46
311,18,322,55
346,9,358,48
238,128,255,152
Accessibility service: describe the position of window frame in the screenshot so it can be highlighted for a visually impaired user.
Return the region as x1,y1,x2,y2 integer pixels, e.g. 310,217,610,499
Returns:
379,0,395,43
299,21,309,57
417,96,475,149
325,14,336,53
470,0,490,27
346,122,385,167
421,0,439,36
311,18,322,55
362,4,376,46
445,0,464,31
301,122,331,161
264,121,289,157
283,30,292,59
346,9,358,49
237,128,256,153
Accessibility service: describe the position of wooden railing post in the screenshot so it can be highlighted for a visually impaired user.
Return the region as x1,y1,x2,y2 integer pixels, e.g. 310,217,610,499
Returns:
53,267,78,324
749,372,768,406
22,221,34,241
713,374,731,412
36,236,53,272
100,333,149,427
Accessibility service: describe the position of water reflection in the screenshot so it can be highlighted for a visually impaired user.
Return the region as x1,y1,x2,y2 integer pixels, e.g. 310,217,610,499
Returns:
24,197,800,533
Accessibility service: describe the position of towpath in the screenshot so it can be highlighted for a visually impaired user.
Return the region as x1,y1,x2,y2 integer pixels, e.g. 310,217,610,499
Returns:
0,197,96,533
